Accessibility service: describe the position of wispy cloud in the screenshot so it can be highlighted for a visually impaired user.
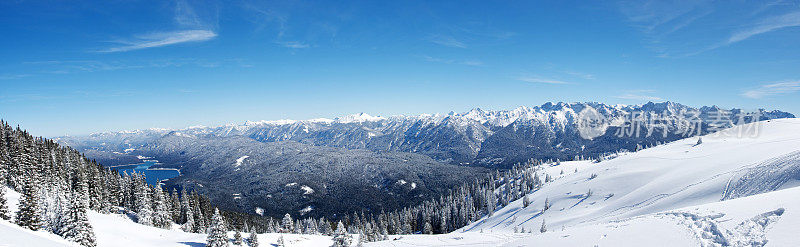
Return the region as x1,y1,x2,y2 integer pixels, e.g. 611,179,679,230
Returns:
516,77,572,85
98,30,217,53
422,55,482,66
174,0,204,28
0,74,31,80
741,81,800,99
242,2,289,37
428,34,467,48
619,1,800,57
18,58,244,75
276,41,310,49
562,70,596,80
96,0,217,53
619,0,711,34
728,11,800,44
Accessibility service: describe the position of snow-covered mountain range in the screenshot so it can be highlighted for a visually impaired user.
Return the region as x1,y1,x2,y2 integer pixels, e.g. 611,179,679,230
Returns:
56,101,794,168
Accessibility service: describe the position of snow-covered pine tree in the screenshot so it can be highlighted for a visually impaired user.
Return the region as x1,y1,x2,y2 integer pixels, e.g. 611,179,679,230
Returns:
439,213,447,234
0,173,9,220
15,176,43,230
170,188,181,223
539,219,547,233
522,194,530,208
281,213,293,233
486,189,496,217
206,208,229,247
151,184,172,229
543,197,550,211
134,176,153,226
331,221,352,247
318,218,332,235
61,177,97,247
358,232,367,243
233,229,243,245
192,193,206,233
248,227,259,247
293,220,302,234
182,201,196,232
356,232,365,247
423,221,432,234
276,235,285,247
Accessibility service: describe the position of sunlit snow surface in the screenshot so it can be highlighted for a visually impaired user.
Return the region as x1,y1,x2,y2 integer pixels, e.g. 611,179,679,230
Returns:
368,118,800,246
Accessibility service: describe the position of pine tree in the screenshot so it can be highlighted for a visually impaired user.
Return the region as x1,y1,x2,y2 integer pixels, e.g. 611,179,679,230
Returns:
276,235,285,247
182,202,196,232
134,178,153,226
151,184,172,229
522,194,530,208
293,220,302,234
356,232,365,247
356,230,364,243
319,218,332,236
192,195,206,233
331,221,352,247
170,189,181,223
539,219,547,233
233,229,243,245
543,197,550,211
248,227,259,247
281,213,293,233
15,178,43,230
0,174,9,220
206,208,229,247
61,172,97,247
423,221,433,234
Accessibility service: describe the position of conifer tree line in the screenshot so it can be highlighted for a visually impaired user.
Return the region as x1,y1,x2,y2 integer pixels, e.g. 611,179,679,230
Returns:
1,119,573,246
334,159,560,240
0,120,278,246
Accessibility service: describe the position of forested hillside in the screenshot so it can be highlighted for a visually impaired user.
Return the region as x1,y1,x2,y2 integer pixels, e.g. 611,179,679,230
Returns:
0,120,280,246
0,119,506,246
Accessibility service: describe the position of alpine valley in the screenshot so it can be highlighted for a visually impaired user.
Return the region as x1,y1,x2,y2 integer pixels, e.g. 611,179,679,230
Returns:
53,102,794,218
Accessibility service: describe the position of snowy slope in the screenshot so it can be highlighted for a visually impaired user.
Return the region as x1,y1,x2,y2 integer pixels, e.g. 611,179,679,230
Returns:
368,118,800,246
2,186,334,247
0,188,76,247
370,186,800,246
90,210,333,247
0,219,76,247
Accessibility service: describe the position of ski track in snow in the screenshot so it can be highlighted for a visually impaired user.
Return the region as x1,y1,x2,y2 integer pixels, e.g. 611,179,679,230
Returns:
722,151,800,200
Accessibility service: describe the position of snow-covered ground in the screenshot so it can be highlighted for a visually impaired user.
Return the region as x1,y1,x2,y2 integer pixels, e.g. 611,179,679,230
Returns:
1,187,334,247
369,118,800,246
91,211,333,247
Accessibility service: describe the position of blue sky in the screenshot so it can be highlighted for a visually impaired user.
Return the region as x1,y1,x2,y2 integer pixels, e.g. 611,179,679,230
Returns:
1,0,799,136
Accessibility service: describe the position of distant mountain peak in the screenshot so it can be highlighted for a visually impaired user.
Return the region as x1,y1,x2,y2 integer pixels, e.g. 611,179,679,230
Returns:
335,112,385,123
